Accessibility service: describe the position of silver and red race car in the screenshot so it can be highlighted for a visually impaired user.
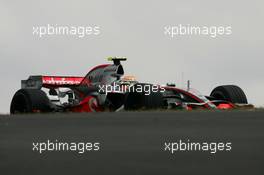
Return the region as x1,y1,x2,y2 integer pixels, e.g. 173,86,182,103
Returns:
10,57,252,114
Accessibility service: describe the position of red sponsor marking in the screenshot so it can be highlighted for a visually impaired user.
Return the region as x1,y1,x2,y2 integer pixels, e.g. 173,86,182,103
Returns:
42,76,83,85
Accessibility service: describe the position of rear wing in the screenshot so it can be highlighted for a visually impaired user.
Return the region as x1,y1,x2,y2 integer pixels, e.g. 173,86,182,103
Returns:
22,76,84,89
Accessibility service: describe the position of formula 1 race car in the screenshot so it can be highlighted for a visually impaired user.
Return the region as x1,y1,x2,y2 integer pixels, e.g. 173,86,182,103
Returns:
10,57,252,114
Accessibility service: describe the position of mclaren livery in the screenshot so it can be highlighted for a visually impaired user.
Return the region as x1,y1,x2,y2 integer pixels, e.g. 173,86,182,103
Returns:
10,57,252,113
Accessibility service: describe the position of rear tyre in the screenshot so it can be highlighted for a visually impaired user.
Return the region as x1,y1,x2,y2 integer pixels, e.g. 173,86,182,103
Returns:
10,89,51,114
210,85,248,104
124,83,163,110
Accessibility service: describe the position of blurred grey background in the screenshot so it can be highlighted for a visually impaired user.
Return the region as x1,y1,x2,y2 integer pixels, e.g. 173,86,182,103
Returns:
0,0,263,113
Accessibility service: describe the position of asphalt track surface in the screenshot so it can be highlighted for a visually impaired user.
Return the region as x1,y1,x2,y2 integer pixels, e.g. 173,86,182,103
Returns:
0,111,264,175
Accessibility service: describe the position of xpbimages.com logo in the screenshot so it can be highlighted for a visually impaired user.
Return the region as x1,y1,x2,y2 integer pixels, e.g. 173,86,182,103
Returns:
32,24,100,38
32,140,100,154
164,24,232,38
98,83,165,95
164,140,232,154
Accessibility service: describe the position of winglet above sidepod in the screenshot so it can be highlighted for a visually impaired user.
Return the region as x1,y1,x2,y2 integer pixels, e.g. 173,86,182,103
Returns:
107,57,127,65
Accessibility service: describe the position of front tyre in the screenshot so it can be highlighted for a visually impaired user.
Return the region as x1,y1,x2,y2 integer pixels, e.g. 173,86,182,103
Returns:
210,85,248,104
